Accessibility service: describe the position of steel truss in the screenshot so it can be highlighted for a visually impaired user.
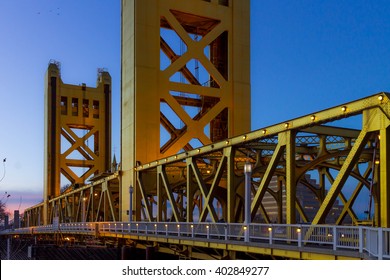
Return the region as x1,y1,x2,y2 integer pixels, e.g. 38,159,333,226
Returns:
24,173,119,226
23,93,390,228
135,93,390,227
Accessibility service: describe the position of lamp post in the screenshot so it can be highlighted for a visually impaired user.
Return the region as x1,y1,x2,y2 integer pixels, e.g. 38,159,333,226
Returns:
82,197,87,223
129,185,134,223
244,162,252,242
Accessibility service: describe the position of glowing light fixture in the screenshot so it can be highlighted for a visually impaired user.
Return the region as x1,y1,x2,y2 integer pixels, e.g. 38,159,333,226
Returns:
244,162,252,173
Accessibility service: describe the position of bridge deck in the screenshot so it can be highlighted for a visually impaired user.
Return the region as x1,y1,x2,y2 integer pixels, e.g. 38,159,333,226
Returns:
3,222,389,260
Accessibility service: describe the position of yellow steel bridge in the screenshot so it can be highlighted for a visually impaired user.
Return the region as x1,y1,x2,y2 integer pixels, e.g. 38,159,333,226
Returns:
11,92,390,260
2,0,390,260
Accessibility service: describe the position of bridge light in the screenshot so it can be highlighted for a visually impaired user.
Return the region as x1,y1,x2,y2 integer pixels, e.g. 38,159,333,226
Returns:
197,149,200,153
341,106,347,112
225,140,229,145
190,224,194,228
243,226,247,231
284,123,289,129
242,135,247,140
165,224,168,228
311,115,316,121
244,162,252,173
378,94,384,102
177,224,180,228
296,228,301,233
154,224,157,227
375,159,380,165
268,227,272,232
206,225,209,229
262,129,266,135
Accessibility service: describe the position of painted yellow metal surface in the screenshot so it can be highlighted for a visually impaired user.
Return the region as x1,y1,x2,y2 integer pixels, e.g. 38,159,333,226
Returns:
43,62,112,224
121,0,251,221
135,93,390,227
18,1,390,261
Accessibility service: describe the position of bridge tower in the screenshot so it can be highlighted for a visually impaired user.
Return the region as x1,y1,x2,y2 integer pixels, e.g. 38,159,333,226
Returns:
121,0,251,221
43,62,112,224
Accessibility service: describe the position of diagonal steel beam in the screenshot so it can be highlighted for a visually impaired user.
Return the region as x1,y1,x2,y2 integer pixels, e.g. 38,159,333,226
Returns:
251,138,286,219
312,128,371,224
136,172,153,221
188,158,218,222
323,168,358,224
158,165,181,222
199,156,227,221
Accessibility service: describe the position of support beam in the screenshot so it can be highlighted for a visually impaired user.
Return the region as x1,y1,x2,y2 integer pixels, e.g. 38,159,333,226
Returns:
379,126,390,227
286,130,297,224
312,128,371,225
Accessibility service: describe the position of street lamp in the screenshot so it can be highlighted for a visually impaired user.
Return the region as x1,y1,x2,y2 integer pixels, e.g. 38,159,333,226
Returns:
129,185,134,223
244,161,252,242
82,197,87,223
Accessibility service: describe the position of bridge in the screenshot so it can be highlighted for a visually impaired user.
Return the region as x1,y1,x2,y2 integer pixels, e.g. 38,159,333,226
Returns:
2,221,390,260
2,0,390,260
3,92,390,260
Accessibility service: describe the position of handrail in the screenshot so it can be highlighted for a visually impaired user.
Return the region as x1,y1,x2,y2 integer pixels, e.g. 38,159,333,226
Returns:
2,222,389,260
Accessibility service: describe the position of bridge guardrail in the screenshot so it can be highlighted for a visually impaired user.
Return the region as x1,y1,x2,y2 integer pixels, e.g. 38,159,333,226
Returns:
2,222,389,260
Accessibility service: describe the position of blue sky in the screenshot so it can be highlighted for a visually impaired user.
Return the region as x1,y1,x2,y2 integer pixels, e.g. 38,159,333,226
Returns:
1,0,390,215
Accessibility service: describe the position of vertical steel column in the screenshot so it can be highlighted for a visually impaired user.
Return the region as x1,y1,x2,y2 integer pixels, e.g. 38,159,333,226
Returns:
379,126,390,227
286,130,296,224
122,0,251,222
225,147,235,223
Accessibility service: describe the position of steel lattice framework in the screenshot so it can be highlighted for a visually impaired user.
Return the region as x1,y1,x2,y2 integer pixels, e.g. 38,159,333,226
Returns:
134,93,390,227
24,93,390,229
121,0,251,221
41,62,112,225
16,1,390,260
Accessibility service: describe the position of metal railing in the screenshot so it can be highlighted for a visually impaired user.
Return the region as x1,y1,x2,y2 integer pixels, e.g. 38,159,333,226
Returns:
2,222,389,260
